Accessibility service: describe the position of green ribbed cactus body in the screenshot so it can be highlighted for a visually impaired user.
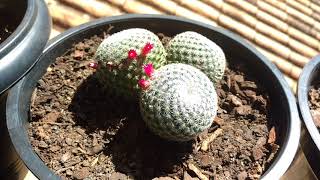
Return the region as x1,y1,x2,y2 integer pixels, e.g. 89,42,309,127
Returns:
140,64,218,141
94,28,167,98
166,31,226,84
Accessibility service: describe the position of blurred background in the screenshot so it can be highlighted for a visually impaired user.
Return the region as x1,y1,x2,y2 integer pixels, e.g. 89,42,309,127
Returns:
46,0,320,93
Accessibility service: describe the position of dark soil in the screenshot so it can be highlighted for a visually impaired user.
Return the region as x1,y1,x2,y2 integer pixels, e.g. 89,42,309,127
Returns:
0,13,18,44
308,83,320,128
28,32,279,180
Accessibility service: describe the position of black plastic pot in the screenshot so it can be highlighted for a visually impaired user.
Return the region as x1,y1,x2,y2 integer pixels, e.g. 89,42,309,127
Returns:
298,55,320,178
0,0,51,94
6,14,300,180
0,0,50,178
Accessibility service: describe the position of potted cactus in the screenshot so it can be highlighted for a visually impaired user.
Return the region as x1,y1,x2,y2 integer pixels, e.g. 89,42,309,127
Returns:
6,15,299,180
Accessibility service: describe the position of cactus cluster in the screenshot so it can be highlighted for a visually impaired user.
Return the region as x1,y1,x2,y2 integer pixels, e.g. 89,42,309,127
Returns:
94,28,226,141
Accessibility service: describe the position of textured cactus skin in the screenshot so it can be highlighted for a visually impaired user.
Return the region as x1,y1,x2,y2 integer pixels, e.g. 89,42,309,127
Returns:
166,31,226,84
94,28,167,98
140,64,218,141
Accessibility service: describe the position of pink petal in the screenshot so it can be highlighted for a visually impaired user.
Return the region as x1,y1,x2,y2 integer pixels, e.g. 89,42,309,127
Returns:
143,63,154,77
138,79,150,90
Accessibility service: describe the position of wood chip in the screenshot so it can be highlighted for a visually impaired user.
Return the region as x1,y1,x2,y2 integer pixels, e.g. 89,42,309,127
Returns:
60,152,71,163
73,167,90,180
77,147,87,154
267,126,276,144
201,128,223,151
188,163,209,180
88,144,104,155
91,156,99,167
237,171,248,180
109,172,128,180
41,111,60,123
229,94,242,106
213,117,224,126
252,147,265,160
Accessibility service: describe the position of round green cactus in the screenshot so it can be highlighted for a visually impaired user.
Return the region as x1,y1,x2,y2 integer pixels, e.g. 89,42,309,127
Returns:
166,31,226,84
94,28,167,98
139,63,218,141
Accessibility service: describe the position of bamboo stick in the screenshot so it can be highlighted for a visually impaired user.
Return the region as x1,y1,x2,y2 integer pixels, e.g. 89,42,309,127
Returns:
255,47,301,80
222,0,258,15
292,0,320,17
253,0,320,41
226,0,320,51
257,47,298,92
249,0,320,41
104,0,126,7
47,1,93,28
311,0,320,7
200,0,223,10
104,0,163,14
255,10,288,32
296,0,310,7
123,0,163,14
310,2,320,14
174,5,217,26
282,0,312,16
141,0,217,26
283,0,320,21
139,0,178,14
201,1,318,58
286,16,320,41
284,75,297,94
256,0,288,20
53,24,65,33
217,15,309,67
263,0,320,32
60,0,123,17
223,3,317,58
287,26,320,52
217,15,255,40
174,0,220,21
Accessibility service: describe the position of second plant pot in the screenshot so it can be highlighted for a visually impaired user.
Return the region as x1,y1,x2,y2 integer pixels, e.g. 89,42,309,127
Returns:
297,55,320,178
0,0,50,178
6,14,300,179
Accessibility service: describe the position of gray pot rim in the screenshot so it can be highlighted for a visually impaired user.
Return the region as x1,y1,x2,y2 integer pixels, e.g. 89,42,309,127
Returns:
0,0,51,94
6,14,300,180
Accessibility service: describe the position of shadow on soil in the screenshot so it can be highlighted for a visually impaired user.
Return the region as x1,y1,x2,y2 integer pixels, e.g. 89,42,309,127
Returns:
69,72,193,179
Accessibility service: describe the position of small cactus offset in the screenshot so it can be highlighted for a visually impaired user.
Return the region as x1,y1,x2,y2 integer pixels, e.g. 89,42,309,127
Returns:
166,31,226,84
139,63,218,141
94,28,167,98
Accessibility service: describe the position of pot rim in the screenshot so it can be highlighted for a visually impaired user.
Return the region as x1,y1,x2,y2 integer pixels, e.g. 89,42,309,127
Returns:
0,0,34,57
298,55,320,150
6,14,300,180
0,0,51,94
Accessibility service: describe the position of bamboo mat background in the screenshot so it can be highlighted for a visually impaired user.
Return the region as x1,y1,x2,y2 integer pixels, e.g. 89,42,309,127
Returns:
46,0,320,93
